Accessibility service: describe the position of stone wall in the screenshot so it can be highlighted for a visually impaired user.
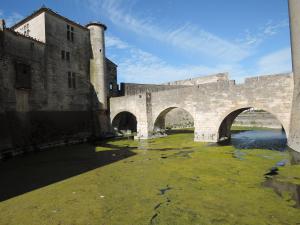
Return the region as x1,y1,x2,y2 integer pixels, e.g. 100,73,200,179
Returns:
0,8,115,158
162,73,229,86
110,73,293,142
120,83,189,96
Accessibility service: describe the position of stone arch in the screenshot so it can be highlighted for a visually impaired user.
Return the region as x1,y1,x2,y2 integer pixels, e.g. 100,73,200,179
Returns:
217,106,288,142
153,107,194,132
112,111,137,133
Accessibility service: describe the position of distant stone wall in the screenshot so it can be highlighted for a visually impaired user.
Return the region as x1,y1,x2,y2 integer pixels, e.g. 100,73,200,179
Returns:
164,109,282,130
165,108,194,128
119,73,232,96
120,83,189,96
162,73,229,86
232,111,282,129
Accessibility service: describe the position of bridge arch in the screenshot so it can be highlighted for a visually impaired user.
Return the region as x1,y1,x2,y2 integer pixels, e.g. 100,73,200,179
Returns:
153,106,194,132
112,111,137,134
217,106,288,142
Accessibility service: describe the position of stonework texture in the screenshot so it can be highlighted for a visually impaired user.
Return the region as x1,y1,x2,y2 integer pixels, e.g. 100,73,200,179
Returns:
110,73,294,143
0,7,117,158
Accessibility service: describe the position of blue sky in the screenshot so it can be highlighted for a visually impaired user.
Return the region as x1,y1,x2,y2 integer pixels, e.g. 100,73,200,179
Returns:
0,0,292,83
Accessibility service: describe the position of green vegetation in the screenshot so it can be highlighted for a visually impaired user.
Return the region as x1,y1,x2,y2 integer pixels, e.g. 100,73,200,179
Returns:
231,125,280,131
0,132,299,225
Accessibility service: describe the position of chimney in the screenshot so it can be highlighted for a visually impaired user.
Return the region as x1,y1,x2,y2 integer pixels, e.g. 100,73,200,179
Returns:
0,19,5,31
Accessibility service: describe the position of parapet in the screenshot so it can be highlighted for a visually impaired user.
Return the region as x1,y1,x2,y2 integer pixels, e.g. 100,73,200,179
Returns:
162,72,229,86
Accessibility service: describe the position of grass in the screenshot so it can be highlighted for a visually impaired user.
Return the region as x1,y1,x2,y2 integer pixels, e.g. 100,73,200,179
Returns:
231,125,281,131
0,132,299,225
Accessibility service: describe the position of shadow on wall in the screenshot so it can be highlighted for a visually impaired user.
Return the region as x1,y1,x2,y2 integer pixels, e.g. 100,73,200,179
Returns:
112,111,137,133
0,82,111,157
0,143,136,202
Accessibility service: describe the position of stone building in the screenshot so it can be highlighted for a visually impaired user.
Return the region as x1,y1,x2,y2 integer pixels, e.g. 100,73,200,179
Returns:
0,7,118,157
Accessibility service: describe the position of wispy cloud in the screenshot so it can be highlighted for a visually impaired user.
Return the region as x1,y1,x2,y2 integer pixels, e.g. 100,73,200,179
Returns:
257,47,292,74
237,20,289,47
86,0,290,83
106,34,246,83
88,0,251,63
106,34,130,49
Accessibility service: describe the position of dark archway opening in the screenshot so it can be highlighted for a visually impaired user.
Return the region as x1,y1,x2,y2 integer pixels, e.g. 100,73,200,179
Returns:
154,107,194,135
218,108,287,151
112,112,137,136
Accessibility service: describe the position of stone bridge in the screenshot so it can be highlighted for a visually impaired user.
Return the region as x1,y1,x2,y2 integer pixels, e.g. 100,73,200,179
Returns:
110,73,293,143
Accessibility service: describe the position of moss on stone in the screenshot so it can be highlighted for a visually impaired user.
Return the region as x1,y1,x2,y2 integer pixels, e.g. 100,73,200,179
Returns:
0,132,299,225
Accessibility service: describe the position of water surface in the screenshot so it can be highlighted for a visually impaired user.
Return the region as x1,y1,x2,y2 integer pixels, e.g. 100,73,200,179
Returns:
231,130,287,151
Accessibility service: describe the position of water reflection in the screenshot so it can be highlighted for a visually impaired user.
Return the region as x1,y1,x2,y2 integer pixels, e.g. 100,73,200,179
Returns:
231,130,287,151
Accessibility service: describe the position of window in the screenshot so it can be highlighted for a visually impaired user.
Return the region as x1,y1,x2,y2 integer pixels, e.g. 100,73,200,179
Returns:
22,23,30,36
109,83,113,90
68,72,72,88
15,63,31,89
67,24,74,42
66,52,70,61
68,72,76,89
72,73,76,88
61,50,65,60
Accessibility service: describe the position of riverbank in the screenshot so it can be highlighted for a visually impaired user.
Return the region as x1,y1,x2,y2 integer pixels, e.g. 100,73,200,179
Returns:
0,132,299,225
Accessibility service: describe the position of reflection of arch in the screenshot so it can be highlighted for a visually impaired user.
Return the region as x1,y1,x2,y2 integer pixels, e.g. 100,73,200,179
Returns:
112,111,137,133
153,107,194,131
217,107,287,142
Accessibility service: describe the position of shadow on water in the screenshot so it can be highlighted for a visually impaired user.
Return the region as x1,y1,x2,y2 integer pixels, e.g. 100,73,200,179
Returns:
221,130,287,151
0,143,136,202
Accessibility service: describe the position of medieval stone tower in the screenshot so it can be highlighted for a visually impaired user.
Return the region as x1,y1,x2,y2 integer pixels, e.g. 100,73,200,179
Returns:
288,0,300,153
87,22,110,134
87,22,108,110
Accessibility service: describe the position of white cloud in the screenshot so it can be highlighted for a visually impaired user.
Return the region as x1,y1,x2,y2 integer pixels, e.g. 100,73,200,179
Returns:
238,20,289,48
257,47,292,75
88,0,251,63
106,34,130,49
106,34,246,83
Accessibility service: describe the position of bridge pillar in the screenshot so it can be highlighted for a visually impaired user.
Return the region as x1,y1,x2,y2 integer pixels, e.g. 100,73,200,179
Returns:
194,113,219,142
135,92,153,139
288,0,300,153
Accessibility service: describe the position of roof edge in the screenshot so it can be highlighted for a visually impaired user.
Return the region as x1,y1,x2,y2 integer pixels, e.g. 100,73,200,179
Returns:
10,7,89,31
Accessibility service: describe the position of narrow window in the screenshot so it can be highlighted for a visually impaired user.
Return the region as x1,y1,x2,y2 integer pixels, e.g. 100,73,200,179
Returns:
67,24,74,42
109,83,113,90
61,50,65,60
72,72,76,89
66,52,70,61
15,63,31,89
67,25,70,40
68,72,72,88
71,27,74,42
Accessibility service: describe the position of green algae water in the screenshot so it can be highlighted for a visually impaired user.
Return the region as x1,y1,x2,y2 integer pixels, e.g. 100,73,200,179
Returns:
0,131,300,225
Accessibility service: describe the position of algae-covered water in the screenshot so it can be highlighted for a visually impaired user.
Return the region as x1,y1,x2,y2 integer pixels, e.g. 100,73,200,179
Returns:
0,130,300,225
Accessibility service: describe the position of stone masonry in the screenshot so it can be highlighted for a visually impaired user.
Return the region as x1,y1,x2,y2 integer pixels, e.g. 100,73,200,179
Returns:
0,7,118,158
